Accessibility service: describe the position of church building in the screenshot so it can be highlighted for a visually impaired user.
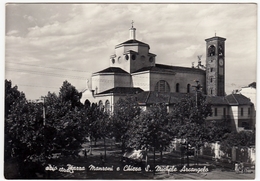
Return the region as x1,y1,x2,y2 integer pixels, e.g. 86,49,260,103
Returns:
81,24,255,132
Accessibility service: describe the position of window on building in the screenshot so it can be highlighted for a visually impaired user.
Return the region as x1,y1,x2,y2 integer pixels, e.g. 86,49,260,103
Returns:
223,108,226,116
210,89,213,95
241,108,244,116
214,108,218,116
210,77,213,83
154,80,170,92
187,84,190,93
248,107,251,116
210,68,213,72
105,100,110,113
208,45,216,56
98,100,104,111
176,83,180,93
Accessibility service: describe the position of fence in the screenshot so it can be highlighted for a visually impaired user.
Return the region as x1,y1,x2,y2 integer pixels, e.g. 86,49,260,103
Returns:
201,142,255,164
170,139,255,165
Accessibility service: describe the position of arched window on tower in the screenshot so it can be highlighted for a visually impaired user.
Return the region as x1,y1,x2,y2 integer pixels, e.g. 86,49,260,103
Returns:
105,100,111,113
208,45,216,56
176,83,180,93
154,80,170,92
187,84,190,93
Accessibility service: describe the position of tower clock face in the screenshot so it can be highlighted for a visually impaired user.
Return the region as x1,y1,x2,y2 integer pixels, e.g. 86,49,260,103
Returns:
219,58,224,66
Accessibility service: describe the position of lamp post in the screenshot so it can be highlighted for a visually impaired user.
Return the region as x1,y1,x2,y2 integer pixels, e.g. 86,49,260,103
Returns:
192,80,202,109
192,81,202,165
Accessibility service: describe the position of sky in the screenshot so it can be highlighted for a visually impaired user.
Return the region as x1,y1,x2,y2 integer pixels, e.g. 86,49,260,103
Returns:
4,3,257,100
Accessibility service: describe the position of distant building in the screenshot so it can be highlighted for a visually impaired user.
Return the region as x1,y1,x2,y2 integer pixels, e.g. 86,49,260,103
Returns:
233,83,257,130
81,24,255,132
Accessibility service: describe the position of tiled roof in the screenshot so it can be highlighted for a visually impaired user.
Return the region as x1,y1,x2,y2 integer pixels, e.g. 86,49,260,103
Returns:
98,87,143,95
225,94,238,105
136,91,194,105
146,92,171,104
135,91,253,106
206,96,229,105
225,94,253,105
94,67,129,74
132,64,205,74
169,92,194,104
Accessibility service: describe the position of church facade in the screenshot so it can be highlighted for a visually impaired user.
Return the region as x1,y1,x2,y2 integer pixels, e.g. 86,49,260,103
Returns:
81,25,255,132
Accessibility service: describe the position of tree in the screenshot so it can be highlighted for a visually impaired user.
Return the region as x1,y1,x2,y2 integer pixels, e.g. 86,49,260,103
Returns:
5,80,26,119
42,81,87,157
171,93,212,165
207,119,232,142
5,80,88,178
112,96,141,152
96,108,110,159
84,102,111,158
4,80,44,178
127,103,173,172
172,93,212,144
220,131,255,153
86,103,104,146
59,80,83,109
5,80,27,161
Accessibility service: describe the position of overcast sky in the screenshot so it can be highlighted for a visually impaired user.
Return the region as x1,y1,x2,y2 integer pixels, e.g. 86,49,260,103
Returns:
5,3,257,100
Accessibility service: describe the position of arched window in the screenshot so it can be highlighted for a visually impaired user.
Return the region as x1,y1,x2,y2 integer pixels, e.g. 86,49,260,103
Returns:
98,100,104,111
154,80,170,92
105,100,110,113
208,45,216,56
176,83,180,93
187,84,190,93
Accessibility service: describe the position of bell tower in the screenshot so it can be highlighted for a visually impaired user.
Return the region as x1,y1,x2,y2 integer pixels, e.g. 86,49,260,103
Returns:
205,35,226,96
